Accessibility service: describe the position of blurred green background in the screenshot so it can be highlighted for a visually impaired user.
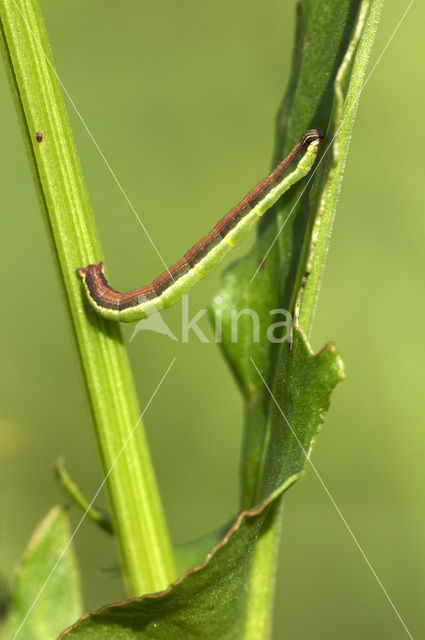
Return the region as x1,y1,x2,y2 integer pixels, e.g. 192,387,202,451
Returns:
1,1,424,638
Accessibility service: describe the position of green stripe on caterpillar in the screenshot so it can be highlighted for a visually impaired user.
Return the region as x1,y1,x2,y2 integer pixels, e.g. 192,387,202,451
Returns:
77,129,323,322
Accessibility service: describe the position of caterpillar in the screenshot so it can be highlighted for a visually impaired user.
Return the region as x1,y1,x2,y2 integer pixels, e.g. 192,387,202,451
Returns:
77,129,323,322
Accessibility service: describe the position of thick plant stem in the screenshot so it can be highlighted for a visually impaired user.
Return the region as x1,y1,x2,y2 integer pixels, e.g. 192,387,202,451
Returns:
0,0,176,595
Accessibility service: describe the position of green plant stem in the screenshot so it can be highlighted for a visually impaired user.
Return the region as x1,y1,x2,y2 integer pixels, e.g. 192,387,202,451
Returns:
0,0,176,595
55,458,113,534
242,500,283,639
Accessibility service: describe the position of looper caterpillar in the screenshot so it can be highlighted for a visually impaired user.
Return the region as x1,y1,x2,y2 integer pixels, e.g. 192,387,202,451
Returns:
77,129,323,322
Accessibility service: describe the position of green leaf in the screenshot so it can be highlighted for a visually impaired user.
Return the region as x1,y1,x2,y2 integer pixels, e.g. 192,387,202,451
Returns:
173,528,227,577
296,0,385,334
59,328,344,640
3,507,82,640
211,0,383,508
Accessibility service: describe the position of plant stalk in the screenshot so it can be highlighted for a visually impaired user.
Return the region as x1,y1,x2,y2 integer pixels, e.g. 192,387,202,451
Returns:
0,0,176,595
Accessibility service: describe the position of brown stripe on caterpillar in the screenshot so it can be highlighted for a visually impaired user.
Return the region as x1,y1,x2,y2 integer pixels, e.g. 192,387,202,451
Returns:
212,128,323,236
